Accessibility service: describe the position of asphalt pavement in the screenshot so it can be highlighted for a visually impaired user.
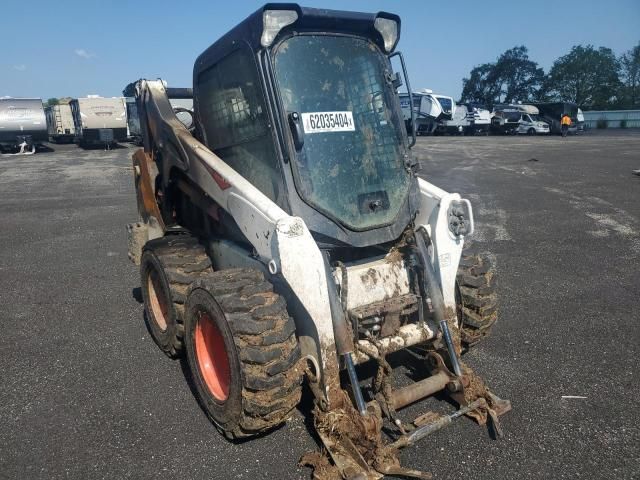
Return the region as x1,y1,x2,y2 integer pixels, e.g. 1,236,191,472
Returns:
1,131,638,479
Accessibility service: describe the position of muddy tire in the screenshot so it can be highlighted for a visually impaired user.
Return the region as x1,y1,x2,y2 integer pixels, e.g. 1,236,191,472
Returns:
140,235,213,358
456,250,498,348
183,268,302,439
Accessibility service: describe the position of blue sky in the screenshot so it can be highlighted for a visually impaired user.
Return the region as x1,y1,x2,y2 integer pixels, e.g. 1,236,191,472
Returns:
1,0,638,100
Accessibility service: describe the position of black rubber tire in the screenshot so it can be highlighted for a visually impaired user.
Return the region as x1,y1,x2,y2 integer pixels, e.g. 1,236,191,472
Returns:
527,128,536,135
140,235,213,358
183,268,302,439
455,250,498,348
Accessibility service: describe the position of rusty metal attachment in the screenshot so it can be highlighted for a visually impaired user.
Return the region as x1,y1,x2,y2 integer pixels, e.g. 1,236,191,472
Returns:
389,371,450,411
389,398,487,450
309,324,512,479
310,348,511,478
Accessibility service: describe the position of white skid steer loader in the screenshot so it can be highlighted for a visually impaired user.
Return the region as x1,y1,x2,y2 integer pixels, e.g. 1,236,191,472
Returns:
126,4,510,478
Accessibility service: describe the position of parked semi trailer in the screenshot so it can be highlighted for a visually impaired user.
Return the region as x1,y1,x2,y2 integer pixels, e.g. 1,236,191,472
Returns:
45,103,76,143
70,96,127,147
0,98,47,154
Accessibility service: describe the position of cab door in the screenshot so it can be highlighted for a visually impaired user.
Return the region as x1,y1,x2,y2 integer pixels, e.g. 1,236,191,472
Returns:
518,114,531,133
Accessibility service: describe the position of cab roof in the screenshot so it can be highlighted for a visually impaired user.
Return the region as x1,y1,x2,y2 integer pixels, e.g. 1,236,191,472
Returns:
194,3,400,74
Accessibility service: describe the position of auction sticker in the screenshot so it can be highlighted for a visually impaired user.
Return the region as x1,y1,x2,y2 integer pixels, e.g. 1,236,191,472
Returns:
301,111,355,134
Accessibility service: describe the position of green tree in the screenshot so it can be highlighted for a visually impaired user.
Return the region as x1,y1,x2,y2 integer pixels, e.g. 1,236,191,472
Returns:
620,42,640,108
46,97,60,106
545,45,622,109
461,46,544,107
460,63,498,106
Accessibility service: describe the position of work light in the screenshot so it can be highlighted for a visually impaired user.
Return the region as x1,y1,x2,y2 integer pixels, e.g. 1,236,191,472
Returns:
261,9,298,47
374,16,399,52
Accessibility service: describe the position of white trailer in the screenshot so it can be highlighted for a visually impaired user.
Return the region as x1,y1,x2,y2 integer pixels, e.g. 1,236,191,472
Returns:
0,98,47,154
443,103,491,136
399,89,455,135
45,103,76,143
443,103,469,134
464,104,491,135
70,96,127,147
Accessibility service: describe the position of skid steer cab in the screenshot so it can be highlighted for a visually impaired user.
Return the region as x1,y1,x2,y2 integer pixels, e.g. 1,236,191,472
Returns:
126,4,510,478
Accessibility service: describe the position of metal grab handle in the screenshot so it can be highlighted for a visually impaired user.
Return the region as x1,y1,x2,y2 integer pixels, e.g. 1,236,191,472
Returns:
390,51,416,148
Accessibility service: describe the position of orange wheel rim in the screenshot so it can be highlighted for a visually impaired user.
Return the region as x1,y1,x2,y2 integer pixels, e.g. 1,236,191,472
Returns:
195,311,230,401
147,269,168,331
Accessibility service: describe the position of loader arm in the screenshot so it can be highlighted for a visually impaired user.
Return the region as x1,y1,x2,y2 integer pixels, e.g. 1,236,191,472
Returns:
414,178,474,310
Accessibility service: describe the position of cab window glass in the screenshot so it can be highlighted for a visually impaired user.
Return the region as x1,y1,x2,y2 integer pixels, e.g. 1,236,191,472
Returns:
197,48,284,204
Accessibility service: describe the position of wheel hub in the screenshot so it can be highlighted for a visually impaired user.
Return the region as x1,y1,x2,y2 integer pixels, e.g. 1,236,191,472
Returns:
195,311,230,401
147,269,169,331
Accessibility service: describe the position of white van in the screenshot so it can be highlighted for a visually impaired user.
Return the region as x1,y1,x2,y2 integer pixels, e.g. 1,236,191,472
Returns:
492,104,549,135
516,112,550,135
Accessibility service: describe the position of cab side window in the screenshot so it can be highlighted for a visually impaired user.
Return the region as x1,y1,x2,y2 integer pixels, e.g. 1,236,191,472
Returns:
197,48,285,206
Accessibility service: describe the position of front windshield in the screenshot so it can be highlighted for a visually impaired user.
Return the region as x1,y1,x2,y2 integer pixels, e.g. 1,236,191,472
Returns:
274,35,410,230
436,96,452,113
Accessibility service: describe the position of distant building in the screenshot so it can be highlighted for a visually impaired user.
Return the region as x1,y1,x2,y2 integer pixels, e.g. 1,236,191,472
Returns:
582,110,640,129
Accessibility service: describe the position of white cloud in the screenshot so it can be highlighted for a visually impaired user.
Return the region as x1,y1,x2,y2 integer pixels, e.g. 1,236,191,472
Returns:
12,64,27,71
74,48,96,59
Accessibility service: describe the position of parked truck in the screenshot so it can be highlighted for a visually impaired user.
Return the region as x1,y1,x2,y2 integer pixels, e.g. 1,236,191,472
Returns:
70,96,127,147
0,98,47,154
45,103,76,143
127,4,510,479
